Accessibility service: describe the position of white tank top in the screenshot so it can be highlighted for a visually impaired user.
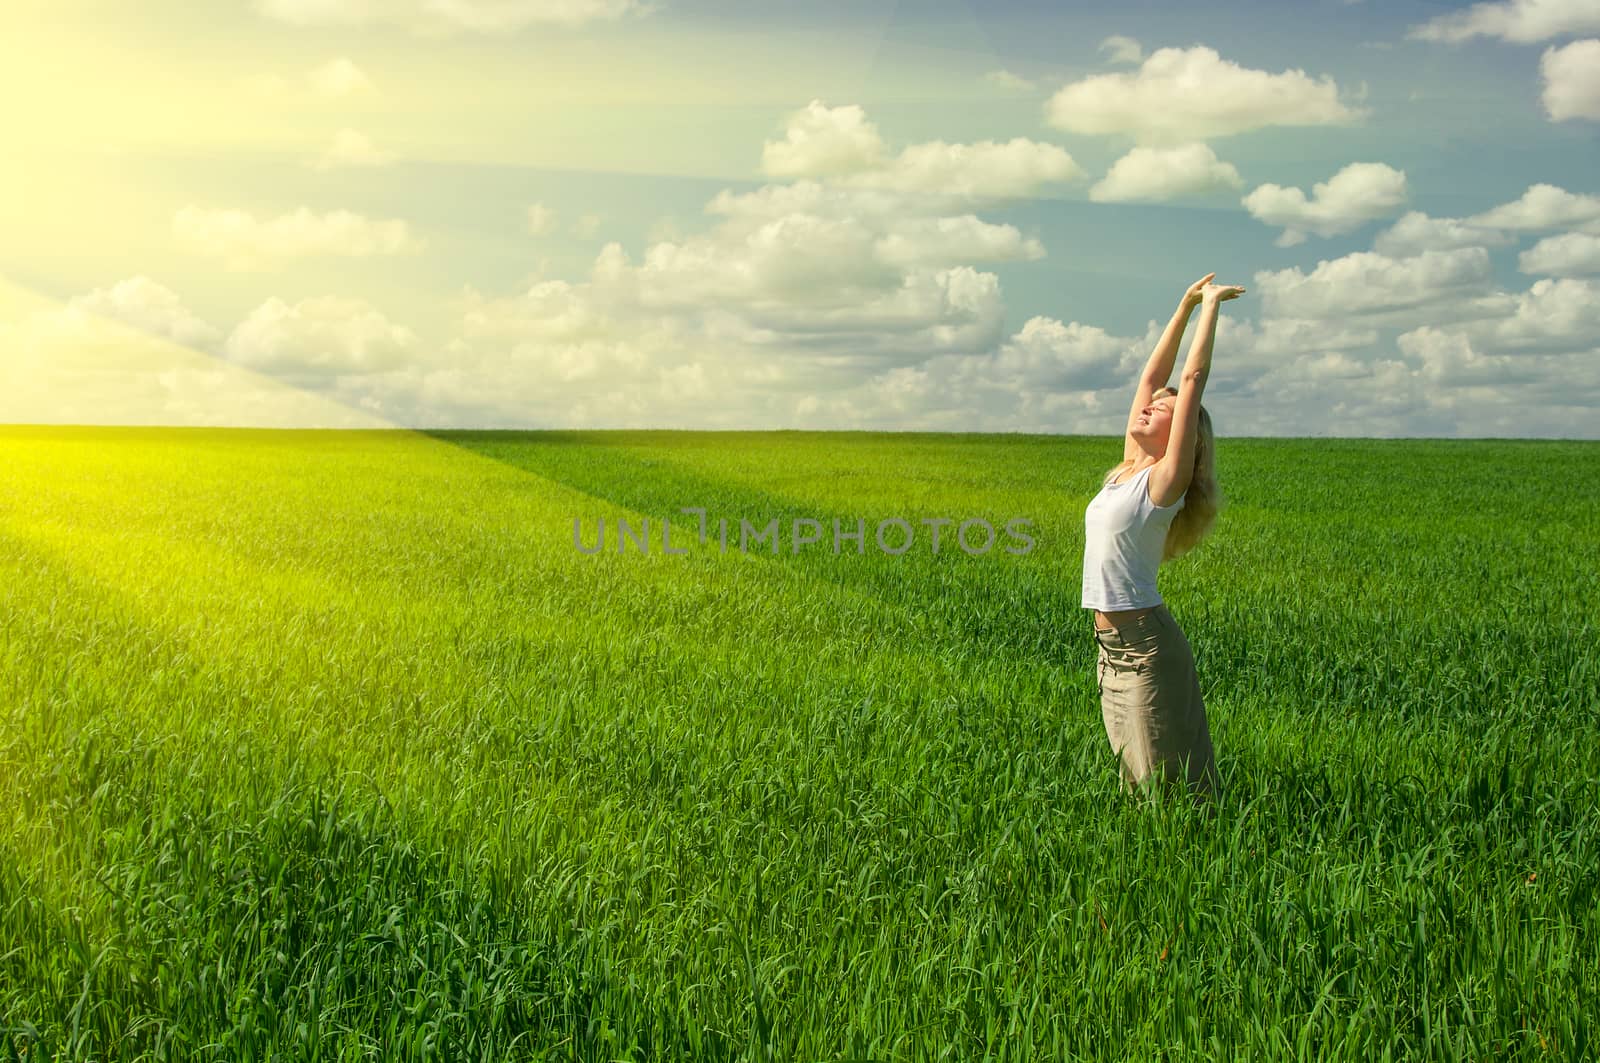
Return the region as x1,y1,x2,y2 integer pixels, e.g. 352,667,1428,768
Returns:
1081,463,1185,611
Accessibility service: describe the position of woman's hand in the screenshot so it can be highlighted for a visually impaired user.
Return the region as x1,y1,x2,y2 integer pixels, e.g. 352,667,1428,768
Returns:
1201,282,1246,305
1183,273,1216,310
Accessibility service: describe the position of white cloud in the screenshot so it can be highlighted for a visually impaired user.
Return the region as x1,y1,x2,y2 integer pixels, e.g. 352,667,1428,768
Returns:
172,206,424,270
1408,0,1600,43
349,319,708,429
1219,254,1600,430
457,279,605,344
1098,35,1143,65
612,213,899,312
1243,162,1409,246
1462,276,1600,352
361,100,1067,428
983,69,1036,92
761,100,887,178
762,101,1083,202
1227,316,1381,360
0,289,388,428
872,216,1044,269
68,276,223,349
951,317,1130,393
309,129,396,169
1044,45,1364,145
1254,247,1498,323
1540,39,1600,120
1373,211,1518,256
706,181,913,228
1089,143,1244,203
734,314,1150,433
838,138,1085,201
255,0,659,34
617,226,1008,358
1465,182,1600,231
1519,231,1600,274
1398,326,1544,385
225,295,419,376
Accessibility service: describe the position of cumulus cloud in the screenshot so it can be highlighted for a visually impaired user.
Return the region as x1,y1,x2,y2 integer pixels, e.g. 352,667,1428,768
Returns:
705,181,914,228
225,295,419,376
762,101,1084,203
837,138,1085,201
1243,162,1409,246
172,206,424,270
949,317,1130,394
1459,276,1600,352
872,216,1045,269
1373,211,1518,257
611,216,887,310
1398,326,1545,386
1408,0,1600,44
1226,316,1381,360
1540,39,1600,120
1044,46,1364,145
1098,35,1143,65
1253,247,1498,323
766,314,1151,433
350,313,712,429
1394,287,1600,404
458,279,606,345
255,0,659,34
761,101,887,178
354,100,1092,430
1465,182,1600,232
1089,143,1244,203
1519,231,1600,274
1208,247,1600,431
0,285,389,428
309,129,396,169
68,276,223,350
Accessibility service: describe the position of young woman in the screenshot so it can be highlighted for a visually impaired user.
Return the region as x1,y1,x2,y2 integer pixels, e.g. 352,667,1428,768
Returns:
1081,272,1244,800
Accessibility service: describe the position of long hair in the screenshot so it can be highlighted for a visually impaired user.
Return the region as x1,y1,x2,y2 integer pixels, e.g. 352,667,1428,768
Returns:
1103,385,1222,562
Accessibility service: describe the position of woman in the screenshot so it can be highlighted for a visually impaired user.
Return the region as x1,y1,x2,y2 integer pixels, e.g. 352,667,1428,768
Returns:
1081,272,1243,800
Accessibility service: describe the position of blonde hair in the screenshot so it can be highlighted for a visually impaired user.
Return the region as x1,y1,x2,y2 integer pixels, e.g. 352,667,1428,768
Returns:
1104,385,1222,562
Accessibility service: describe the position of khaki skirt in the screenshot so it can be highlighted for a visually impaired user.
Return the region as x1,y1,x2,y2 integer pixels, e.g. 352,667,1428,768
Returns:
1094,603,1219,798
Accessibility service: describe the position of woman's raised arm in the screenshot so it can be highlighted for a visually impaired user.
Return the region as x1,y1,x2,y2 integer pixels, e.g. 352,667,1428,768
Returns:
1139,273,1211,388
1157,282,1245,498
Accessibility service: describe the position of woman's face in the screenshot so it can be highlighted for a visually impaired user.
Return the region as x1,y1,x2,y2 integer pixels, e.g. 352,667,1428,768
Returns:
1134,394,1176,450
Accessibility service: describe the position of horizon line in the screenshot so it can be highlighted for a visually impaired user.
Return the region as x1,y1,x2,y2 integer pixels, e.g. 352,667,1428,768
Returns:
1,423,1595,443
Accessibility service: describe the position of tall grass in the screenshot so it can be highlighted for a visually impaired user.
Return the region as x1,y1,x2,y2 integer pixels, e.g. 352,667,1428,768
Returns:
0,426,1595,1060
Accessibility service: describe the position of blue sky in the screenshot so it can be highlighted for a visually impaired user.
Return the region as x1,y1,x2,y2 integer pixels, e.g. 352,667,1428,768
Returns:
2,0,1598,436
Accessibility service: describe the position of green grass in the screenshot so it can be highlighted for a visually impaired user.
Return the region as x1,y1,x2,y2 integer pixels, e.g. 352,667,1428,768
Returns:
0,425,1595,1061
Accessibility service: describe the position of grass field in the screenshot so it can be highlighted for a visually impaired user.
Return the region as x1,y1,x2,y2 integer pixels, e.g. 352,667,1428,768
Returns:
0,426,1596,1061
